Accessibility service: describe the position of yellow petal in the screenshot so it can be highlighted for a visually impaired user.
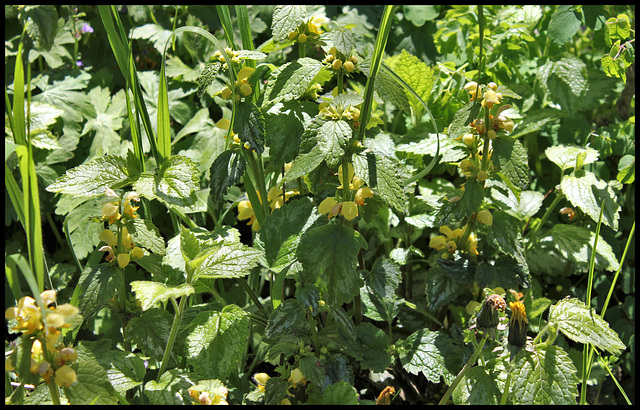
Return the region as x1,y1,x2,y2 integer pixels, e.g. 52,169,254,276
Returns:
237,66,256,82
117,253,130,268
318,197,338,215
341,201,358,220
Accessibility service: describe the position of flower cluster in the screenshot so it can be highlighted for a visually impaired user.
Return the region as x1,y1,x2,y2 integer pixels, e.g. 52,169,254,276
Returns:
462,81,514,138
219,66,256,102
429,225,479,257
237,173,300,232
318,163,373,221
5,290,80,388
212,47,242,70
288,15,326,44
323,46,359,74
188,384,229,405
252,368,307,404
319,100,361,123
99,189,144,268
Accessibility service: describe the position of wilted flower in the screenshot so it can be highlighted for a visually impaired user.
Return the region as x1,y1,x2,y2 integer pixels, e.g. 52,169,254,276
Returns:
376,386,396,405
476,294,506,329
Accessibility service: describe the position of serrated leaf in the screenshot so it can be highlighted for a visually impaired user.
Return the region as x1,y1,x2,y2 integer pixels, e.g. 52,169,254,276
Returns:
549,224,620,272
385,50,435,114
258,197,320,272
424,264,466,311
509,345,579,404
130,281,194,311
616,154,635,184
313,381,359,405
79,340,146,395
350,322,392,373
62,197,104,259
64,343,119,405
492,136,530,190
126,309,173,362
19,5,58,51
233,101,265,154
297,223,367,306
488,182,544,220
353,150,408,213
448,101,481,139
317,119,351,168
321,23,357,56
46,155,132,197
452,366,500,405
396,132,467,164
548,297,626,354
192,241,262,279
487,211,528,269
186,305,250,380
537,55,588,115
263,101,310,169
548,6,581,45
545,145,600,172
560,170,620,230
271,5,306,42
360,257,404,322
263,58,324,107
126,217,166,255
399,329,462,385
77,263,122,321
283,145,325,183
208,150,246,203
264,298,310,343
299,355,325,387
134,155,200,208
144,369,195,405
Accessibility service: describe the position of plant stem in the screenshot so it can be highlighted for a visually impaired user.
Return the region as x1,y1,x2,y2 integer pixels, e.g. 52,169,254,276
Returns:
525,190,564,250
439,330,489,405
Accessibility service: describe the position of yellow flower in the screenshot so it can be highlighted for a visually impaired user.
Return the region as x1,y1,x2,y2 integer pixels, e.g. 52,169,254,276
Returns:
237,67,255,82
467,232,479,255
341,201,358,220
55,365,77,387
376,386,395,405
101,201,120,224
254,372,270,392
100,229,117,247
54,347,78,367
429,235,447,250
318,197,340,219
481,88,502,109
464,81,482,100
238,200,260,232
117,253,130,268
354,185,373,206
288,368,307,388
5,296,43,334
131,246,144,259
307,15,326,35
123,191,140,219
268,186,300,211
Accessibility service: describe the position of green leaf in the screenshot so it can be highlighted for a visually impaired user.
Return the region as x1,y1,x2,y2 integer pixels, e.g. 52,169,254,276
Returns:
322,23,357,56
5,101,63,149
616,154,635,184
263,101,311,169
396,132,467,164
264,376,290,405
548,297,626,355
424,263,466,311
134,155,200,208
126,217,166,255
64,343,119,405
342,322,391,373
560,170,620,230
353,150,408,213
452,366,500,405
297,223,367,306
126,308,174,362
32,72,95,123
509,345,579,404
263,58,325,107
359,58,410,113
82,87,127,156
19,5,58,51
403,5,439,26
605,14,631,47
208,150,246,203
549,224,620,272
283,144,325,183
130,23,173,55
144,369,195,405
537,55,588,116
46,155,132,197
264,298,310,343
360,258,404,323
385,50,435,115
448,101,481,140
486,211,529,274
299,354,325,387
316,119,352,168
61,197,104,260
492,136,530,190
77,263,122,321
547,6,581,45
233,101,265,154
271,5,306,42
488,182,544,220
79,339,146,395
258,197,320,272
186,305,250,380
399,328,462,385
130,281,194,311
545,145,600,172
311,381,359,405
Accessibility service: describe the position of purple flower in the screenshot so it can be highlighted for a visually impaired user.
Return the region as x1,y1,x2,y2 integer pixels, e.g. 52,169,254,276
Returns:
76,61,84,67
80,23,93,34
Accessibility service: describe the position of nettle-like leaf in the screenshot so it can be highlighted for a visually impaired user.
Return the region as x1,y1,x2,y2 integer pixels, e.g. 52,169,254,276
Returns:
385,50,435,115
353,149,408,214
547,6,581,45
46,154,133,197
342,322,392,373
486,211,530,282
548,297,626,355
488,180,544,220
64,342,119,405
549,224,619,272
18,5,58,51
130,281,194,311
233,101,265,154
125,308,174,363
60,196,104,259
560,170,621,231
5,101,63,149
263,101,315,169
144,369,195,405
424,263,466,311
264,298,310,343
321,22,357,56
492,136,530,190
77,263,122,321
208,150,246,204
359,59,410,112
186,305,250,380
509,344,579,405
125,217,166,255
271,5,306,42
452,366,501,405
396,132,467,164
545,144,600,173
130,23,173,55
263,58,326,108
257,196,320,273
134,155,200,208
360,257,404,323
537,55,588,115
307,380,359,405
399,328,462,385
297,222,368,306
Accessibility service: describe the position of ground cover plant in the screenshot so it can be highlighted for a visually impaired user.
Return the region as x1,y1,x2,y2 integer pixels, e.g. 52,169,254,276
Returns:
4,5,635,405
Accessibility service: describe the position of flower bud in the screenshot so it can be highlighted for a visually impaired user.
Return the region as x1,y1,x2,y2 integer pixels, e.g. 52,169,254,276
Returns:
477,170,488,181
332,59,342,70
220,87,232,99
487,129,497,140
298,33,307,43
477,209,493,226
508,301,528,347
462,133,475,146
344,60,355,72
476,294,506,329
240,83,252,96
